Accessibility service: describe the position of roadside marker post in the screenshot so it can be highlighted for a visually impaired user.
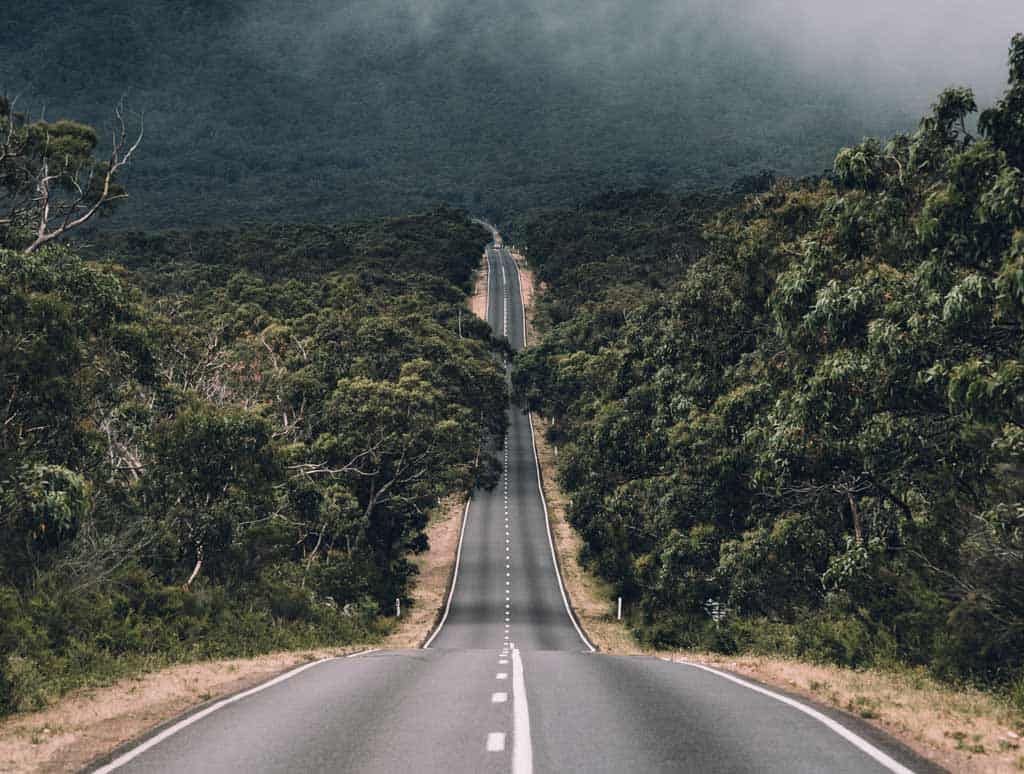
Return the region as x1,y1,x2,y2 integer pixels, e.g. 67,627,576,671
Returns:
617,597,622,621
396,598,401,618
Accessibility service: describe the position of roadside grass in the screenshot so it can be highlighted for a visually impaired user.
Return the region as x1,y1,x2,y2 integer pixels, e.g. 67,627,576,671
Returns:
0,646,364,774
384,496,468,649
666,653,1024,773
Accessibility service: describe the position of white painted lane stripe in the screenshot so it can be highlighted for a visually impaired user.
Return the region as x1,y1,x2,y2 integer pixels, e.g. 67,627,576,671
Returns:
487,732,506,752
422,498,473,648
512,647,534,774
92,656,340,772
492,692,508,703
668,659,916,774
526,411,596,652
346,648,381,658
497,672,508,680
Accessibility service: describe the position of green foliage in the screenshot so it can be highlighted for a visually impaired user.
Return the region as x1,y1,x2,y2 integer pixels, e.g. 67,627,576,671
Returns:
0,98,137,252
516,39,1024,689
0,200,504,715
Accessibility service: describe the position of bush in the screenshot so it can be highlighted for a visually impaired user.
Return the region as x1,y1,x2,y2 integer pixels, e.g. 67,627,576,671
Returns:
793,612,879,668
1,656,50,713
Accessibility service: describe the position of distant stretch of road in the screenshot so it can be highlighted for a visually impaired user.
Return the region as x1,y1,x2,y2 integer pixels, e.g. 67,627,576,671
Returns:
91,232,937,774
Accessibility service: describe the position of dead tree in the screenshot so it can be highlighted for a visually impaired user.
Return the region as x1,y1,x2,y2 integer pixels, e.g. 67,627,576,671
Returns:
0,96,142,254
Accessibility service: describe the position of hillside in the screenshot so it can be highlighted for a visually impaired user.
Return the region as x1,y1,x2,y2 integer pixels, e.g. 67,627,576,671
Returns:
1,0,1016,228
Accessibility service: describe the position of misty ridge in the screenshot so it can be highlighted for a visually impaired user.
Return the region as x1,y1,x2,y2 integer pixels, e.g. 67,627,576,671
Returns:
1,0,1021,226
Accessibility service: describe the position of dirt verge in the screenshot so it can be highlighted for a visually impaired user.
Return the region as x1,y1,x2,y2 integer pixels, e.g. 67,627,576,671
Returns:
669,653,1024,773
469,251,488,322
384,496,468,649
0,647,363,774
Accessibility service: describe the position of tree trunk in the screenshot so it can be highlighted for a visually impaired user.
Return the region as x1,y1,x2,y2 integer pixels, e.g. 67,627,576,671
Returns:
183,543,203,590
848,493,864,544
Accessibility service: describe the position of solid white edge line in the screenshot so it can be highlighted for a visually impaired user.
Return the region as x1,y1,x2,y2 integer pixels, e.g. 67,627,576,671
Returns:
91,655,344,773
502,259,508,338
423,496,474,648
345,648,380,658
512,647,534,774
664,659,916,774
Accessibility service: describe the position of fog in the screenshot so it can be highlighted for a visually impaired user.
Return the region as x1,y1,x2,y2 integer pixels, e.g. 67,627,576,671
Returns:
243,0,1022,106
3,0,1021,224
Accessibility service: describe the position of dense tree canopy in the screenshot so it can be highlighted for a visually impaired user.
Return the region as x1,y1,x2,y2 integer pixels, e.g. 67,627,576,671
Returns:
0,205,504,714
514,37,1024,689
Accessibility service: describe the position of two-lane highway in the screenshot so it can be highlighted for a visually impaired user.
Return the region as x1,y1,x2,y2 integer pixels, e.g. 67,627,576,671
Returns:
426,241,588,653
92,232,938,774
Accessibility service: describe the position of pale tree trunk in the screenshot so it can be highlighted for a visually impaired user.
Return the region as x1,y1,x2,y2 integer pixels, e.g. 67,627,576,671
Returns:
183,543,204,590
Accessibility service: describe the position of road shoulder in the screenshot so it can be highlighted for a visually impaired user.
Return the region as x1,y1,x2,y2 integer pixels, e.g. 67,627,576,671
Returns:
0,648,361,774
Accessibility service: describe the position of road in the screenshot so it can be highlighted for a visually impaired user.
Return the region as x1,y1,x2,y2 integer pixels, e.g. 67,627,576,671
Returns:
92,235,937,774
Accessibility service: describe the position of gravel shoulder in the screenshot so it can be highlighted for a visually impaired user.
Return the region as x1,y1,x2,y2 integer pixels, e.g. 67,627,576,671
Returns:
469,251,488,323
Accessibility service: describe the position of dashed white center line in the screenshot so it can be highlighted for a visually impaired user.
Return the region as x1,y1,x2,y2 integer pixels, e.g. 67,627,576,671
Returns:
492,692,508,703
487,732,506,752
497,672,508,680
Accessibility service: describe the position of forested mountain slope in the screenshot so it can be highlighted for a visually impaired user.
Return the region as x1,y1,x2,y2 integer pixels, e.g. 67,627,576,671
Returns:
0,207,505,714
1,0,1016,227
514,37,1024,694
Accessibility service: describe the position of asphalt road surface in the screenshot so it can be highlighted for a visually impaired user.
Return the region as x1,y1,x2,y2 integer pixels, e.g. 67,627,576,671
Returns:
92,234,939,774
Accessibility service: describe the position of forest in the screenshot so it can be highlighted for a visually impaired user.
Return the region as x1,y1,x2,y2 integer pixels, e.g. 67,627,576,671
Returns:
512,36,1024,698
0,190,505,713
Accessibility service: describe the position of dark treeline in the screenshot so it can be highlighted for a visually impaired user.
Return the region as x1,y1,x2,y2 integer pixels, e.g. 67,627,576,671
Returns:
513,37,1024,697
0,205,505,714
0,0,985,228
